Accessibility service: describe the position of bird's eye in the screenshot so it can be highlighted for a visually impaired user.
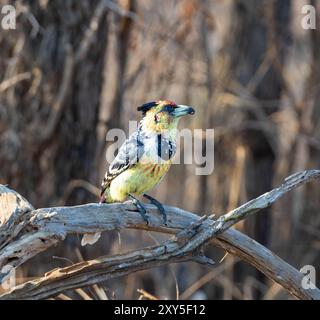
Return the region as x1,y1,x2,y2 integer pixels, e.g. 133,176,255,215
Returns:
162,105,175,113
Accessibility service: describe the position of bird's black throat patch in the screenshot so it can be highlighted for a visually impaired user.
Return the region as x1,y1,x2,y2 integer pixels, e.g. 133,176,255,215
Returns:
157,134,175,161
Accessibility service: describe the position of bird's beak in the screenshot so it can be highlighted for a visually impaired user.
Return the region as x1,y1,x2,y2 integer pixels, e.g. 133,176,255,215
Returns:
172,105,195,117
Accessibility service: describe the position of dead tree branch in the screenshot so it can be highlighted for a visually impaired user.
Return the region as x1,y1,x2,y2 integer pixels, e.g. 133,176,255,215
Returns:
0,170,320,299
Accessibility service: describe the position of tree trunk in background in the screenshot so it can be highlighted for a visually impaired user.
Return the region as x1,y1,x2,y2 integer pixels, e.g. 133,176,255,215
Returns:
270,0,320,265
197,0,214,214
0,0,108,207
228,0,291,297
286,0,320,266
95,0,136,185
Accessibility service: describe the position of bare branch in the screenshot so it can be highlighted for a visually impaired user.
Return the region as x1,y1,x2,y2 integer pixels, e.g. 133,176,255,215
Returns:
0,170,320,299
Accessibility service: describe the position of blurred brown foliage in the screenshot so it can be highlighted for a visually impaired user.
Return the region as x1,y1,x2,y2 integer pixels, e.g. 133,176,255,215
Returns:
0,0,320,299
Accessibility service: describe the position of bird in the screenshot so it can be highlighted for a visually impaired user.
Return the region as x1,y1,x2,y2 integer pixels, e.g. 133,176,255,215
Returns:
81,100,195,246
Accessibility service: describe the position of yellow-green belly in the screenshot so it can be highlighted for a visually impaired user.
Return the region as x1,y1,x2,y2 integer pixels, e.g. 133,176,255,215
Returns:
106,162,171,202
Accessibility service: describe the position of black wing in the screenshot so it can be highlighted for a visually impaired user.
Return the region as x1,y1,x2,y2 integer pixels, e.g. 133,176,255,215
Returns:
101,131,144,195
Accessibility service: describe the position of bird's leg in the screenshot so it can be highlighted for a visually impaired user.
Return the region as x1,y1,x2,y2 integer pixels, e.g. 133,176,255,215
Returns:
128,194,149,224
143,194,167,225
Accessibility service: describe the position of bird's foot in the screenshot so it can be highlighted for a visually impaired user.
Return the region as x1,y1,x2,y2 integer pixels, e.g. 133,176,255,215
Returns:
128,194,149,224
143,194,167,225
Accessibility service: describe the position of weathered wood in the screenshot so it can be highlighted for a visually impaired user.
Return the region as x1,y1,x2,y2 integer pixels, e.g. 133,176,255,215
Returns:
0,170,320,299
0,185,34,251
2,225,319,300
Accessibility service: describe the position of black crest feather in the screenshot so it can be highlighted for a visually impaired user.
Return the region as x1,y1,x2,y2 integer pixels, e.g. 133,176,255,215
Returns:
137,101,158,114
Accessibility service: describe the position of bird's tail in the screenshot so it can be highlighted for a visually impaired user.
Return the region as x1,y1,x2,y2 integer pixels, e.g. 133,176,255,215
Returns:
99,194,106,204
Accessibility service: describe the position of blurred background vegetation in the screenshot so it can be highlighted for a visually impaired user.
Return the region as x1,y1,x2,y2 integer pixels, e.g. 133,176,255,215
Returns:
0,0,320,299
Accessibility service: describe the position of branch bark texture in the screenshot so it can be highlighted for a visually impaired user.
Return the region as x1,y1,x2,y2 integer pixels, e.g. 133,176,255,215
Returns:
0,170,319,300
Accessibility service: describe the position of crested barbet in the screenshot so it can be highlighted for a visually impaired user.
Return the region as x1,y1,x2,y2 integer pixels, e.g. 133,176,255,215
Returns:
81,100,195,246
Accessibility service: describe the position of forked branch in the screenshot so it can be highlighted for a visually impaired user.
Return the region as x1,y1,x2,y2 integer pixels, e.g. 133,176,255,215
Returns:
0,170,320,299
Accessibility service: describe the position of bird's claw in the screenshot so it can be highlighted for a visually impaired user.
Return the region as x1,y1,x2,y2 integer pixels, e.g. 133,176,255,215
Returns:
128,194,149,224
143,194,167,226
137,204,149,225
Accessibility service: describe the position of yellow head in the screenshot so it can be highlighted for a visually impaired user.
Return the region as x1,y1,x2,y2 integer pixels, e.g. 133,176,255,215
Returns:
138,100,195,136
